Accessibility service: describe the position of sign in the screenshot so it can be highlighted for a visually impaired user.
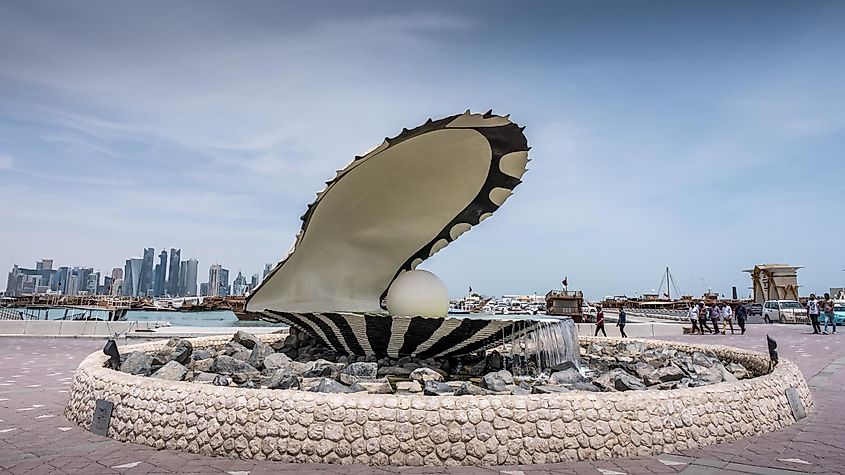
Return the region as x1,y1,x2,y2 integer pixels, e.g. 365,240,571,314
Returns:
91,399,114,436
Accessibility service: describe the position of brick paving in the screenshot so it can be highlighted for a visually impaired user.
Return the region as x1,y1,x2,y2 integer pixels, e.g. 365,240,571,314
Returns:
0,324,842,474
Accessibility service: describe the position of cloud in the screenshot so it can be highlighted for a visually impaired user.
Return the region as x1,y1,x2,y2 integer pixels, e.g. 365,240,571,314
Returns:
0,153,12,169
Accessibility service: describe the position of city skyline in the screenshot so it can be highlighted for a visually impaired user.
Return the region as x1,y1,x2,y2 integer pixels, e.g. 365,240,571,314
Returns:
1,1,844,299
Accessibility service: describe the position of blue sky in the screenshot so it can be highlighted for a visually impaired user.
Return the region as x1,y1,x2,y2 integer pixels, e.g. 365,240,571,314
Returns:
1,1,843,299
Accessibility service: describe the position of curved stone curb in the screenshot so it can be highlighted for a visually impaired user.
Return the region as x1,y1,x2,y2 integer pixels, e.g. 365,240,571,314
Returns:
65,335,814,466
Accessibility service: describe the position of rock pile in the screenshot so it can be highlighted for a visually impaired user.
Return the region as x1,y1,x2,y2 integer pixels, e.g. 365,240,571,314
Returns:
117,330,754,395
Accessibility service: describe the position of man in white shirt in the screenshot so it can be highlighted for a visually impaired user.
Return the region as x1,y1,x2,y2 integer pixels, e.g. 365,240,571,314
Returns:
721,303,734,335
807,294,821,334
687,303,700,334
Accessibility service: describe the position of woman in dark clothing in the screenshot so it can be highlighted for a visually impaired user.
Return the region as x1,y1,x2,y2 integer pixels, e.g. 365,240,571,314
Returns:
594,305,607,336
617,307,628,338
709,303,720,335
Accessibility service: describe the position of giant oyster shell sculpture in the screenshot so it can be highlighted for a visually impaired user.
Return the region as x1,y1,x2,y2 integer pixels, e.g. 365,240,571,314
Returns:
246,111,566,359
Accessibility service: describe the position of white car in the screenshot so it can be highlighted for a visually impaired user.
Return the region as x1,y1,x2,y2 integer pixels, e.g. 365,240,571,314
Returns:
762,300,808,324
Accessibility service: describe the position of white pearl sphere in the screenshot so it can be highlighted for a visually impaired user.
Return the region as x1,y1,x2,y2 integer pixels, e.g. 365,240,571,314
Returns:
386,270,449,317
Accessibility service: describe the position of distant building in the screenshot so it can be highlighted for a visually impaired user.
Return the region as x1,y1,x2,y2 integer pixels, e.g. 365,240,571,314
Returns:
207,264,230,297
199,282,209,297
154,250,167,297
102,276,113,295
178,260,188,296
111,278,124,296
184,258,198,296
5,263,57,296
167,248,181,296
123,258,144,297
35,259,53,271
232,271,249,296
263,263,273,279
111,267,123,282
744,264,801,304
140,248,155,296
250,273,259,291
85,271,100,295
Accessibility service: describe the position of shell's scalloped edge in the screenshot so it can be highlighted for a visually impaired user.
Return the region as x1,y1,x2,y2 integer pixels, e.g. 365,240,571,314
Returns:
246,111,529,313
65,334,814,466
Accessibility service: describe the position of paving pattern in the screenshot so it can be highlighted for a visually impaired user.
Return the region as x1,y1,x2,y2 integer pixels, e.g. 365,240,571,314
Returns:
0,324,842,474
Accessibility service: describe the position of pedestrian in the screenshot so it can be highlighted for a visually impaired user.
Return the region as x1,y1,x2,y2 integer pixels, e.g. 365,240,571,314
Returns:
617,306,628,338
687,302,700,334
721,302,734,334
594,305,607,337
807,293,821,334
698,301,712,334
823,293,837,335
736,303,747,335
709,303,721,335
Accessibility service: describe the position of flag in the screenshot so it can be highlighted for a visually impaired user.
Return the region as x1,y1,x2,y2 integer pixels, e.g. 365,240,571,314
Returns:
562,277,568,288
468,285,473,293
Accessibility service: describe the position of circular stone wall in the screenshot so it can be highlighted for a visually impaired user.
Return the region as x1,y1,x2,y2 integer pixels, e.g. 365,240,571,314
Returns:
65,335,813,466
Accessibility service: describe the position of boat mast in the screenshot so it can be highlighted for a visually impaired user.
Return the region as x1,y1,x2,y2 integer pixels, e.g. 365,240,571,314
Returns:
666,267,671,301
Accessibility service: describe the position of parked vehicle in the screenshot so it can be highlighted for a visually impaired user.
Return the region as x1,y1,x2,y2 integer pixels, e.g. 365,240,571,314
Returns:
762,300,809,324
822,302,845,325
747,303,763,316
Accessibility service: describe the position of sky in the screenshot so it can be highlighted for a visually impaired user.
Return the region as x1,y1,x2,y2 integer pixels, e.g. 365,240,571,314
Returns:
1,0,844,300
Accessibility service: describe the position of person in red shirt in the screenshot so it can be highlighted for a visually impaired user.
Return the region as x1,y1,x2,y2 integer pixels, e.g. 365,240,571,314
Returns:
594,305,607,336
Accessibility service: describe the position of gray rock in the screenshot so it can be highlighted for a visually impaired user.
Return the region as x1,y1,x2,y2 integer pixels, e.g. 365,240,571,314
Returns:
190,358,214,373
644,365,685,386
192,349,213,361
221,341,249,356
532,385,570,394
377,366,413,378
193,372,218,383
632,362,656,379
454,382,490,396
266,368,300,390
691,352,717,368
571,381,601,392
233,330,260,349
239,380,259,389
353,378,394,394
121,352,153,376
395,381,423,393
231,350,251,363
340,362,378,384
481,370,514,392
696,366,724,384
152,338,193,366
347,382,370,393
594,368,646,391
247,343,275,370
303,359,345,378
151,361,188,381
308,377,355,394
721,366,739,383
726,362,750,379
212,375,230,386
210,355,257,375
550,368,586,385
550,361,579,372
423,380,455,396
231,371,261,385
510,386,531,395
263,352,292,372
410,367,444,383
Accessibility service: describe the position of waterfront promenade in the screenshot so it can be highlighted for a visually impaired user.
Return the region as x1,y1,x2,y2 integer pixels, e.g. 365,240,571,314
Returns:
0,326,842,474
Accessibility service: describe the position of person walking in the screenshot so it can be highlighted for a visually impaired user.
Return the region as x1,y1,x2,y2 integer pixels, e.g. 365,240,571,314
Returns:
698,301,712,334
721,302,734,334
617,306,628,338
823,293,837,334
594,305,607,337
807,294,821,334
709,303,721,335
736,303,747,335
687,303,700,334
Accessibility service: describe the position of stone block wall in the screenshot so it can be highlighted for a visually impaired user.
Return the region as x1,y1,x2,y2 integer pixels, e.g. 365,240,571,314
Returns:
65,335,813,466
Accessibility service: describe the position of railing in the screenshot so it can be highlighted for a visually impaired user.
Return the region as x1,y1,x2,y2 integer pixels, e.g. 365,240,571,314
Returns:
0,307,25,320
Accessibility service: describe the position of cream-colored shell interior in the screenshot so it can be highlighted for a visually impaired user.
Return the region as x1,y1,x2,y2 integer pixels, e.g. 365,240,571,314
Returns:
247,128,491,313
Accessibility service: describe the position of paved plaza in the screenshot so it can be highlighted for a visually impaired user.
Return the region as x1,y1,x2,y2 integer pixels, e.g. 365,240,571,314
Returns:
0,325,842,474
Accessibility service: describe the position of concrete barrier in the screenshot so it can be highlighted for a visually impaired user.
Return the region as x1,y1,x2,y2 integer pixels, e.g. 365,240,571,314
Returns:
0,320,171,337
